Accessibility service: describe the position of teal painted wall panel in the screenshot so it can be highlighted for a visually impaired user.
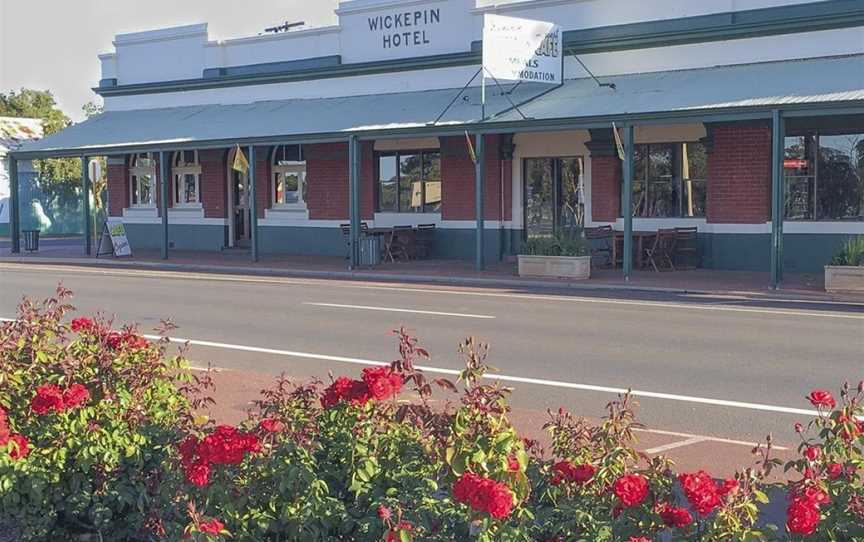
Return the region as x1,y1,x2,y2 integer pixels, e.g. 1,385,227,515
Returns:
123,223,226,251
783,233,857,273
0,223,8,238
259,226,345,256
701,233,770,271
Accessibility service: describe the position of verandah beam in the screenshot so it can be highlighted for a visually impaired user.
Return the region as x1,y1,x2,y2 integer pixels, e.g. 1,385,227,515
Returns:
622,124,635,281
475,133,485,272
159,151,169,260
8,158,19,254
770,109,785,289
81,156,92,256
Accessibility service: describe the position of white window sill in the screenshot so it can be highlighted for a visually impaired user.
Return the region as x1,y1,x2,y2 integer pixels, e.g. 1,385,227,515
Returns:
123,206,157,218
173,203,203,210
271,203,307,211
263,205,310,223
373,213,441,228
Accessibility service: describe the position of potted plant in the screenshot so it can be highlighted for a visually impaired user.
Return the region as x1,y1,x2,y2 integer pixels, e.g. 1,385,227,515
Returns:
824,236,864,293
518,233,591,279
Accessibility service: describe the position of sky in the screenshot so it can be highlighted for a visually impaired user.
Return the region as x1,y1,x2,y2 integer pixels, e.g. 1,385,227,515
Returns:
0,0,338,122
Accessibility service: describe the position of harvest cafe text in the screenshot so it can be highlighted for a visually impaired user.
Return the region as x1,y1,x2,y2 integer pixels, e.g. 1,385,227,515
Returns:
368,8,441,49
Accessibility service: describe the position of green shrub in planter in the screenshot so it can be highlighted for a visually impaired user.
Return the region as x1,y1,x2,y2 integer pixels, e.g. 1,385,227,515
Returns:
831,235,864,266
521,233,590,257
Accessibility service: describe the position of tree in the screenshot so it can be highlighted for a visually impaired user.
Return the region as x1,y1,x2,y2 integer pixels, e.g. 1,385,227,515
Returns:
0,89,78,185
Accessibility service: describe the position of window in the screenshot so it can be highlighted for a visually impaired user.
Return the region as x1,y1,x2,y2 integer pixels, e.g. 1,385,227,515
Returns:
129,153,156,207
376,150,441,213
626,142,707,218
784,133,863,221
272,145,306,206
172,150,201,206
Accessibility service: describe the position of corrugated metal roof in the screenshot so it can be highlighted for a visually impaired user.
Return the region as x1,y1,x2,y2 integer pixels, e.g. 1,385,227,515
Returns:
495,54,864,122
15,54,864,157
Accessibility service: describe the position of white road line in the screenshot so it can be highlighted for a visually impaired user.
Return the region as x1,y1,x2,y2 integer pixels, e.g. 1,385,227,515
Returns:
644,437,709,454
3,262,862,320
304,302,495,319
143,333,821,419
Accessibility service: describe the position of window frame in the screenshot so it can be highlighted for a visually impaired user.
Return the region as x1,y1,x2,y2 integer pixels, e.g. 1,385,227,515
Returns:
271,145,307,208
375,148,442,214
171,150,202,207
783,131,863,222
621,141,707,219
129,152,157,208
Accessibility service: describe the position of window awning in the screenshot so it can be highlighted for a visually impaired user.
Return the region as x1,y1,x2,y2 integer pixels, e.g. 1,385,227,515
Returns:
13,54,864,159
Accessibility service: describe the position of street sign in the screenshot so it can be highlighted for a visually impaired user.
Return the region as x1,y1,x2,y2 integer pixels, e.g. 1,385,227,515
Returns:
482,13,563,84
97,222,132,257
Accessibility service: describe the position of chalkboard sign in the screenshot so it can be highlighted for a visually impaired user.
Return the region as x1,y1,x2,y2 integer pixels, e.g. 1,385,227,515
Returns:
97,222,132,257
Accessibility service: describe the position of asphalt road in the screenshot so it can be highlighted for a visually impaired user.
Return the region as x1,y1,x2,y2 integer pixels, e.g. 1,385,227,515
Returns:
1,262,862,448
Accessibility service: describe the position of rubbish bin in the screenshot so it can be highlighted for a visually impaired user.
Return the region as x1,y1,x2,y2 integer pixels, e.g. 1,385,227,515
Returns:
22,230,40,252
358,235,381,267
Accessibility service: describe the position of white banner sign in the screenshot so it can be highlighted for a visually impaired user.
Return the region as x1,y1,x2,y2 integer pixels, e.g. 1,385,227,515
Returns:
482,14,562,84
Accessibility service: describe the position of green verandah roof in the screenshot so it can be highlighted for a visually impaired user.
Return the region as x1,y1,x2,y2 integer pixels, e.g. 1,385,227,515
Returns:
13,54,864,159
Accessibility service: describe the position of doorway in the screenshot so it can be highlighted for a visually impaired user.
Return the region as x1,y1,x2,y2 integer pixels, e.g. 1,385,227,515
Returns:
227,148,251,248
523,157,584,239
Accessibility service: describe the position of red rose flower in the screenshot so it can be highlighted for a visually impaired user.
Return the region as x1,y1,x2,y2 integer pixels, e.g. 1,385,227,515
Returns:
185,461,210,487
452,472,514,519
321,377,370,408
718,478,739,497
803,446,820,461
385,521,412,542
678,471,723,516
199,518,224,535
507,455,521,472
179,436,200,468
71,317,99,334
361,366,403,401
794,422,804,433
198,425,260,465
62,384,90,409
7,434,29,460
826,463,844,480
31,384,65,415
659,503,693,528
786,497,821,535
795,486,830,506
377,505,392,521
550,461,595,485
0,407,9,445
807,390,836,410
485,484,515,519
627,537,652,542
259,418,285,434
613,473,649,508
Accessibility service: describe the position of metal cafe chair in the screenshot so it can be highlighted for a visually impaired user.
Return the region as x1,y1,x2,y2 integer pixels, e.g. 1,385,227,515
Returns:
414,224,437,260
644,228,677,272
388,225,415,262
585,225,614,269
674,226,700,270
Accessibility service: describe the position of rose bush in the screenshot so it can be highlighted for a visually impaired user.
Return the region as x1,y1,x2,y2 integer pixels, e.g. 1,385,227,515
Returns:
1,289,862,541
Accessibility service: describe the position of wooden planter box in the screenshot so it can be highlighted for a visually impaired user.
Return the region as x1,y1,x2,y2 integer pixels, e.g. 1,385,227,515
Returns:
517,255,591,280
824,265,864,293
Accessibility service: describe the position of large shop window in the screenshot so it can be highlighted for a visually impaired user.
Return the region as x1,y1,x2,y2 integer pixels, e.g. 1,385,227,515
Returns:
272,145,306,207
172,150,201,206
129,153,156,207
623,142,707,218
377,150,441,213
784,132,863,221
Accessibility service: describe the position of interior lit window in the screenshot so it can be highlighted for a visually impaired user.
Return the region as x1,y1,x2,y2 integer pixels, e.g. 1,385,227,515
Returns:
172,150,201,206
272,145,306,206
129,153,156,208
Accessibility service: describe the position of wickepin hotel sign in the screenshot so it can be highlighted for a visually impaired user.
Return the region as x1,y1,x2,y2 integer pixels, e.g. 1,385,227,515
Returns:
367,8,442,50
482,13,563,85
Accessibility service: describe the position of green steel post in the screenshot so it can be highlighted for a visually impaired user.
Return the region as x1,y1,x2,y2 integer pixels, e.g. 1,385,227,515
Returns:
770,110,784,289
622,124,635,281
475,133,485,271
349,135,361,269
159,151,169,259
249,146,259,262
8,158,20,253
82,156,92,256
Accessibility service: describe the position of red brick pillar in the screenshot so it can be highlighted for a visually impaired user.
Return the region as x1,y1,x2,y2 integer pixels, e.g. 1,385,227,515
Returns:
199,149,227,219
705,122,772,224
440,134,504,221
106,157,129,217
586,129,621,222
305,142,349,220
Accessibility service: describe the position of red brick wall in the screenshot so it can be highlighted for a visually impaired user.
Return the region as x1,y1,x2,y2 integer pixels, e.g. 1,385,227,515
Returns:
253,146,271,216
590,156,622,222
199,149,227,219
360,141,375,221
706,122,771,224
107,160,128,217
440,134,509,221
306,142,350,220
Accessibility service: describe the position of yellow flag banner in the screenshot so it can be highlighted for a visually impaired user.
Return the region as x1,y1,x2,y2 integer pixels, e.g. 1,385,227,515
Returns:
612,122,626,161
232,145,250,173
465,131,477,165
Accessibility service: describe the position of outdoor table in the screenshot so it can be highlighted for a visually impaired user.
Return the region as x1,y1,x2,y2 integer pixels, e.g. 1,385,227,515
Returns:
613,231,657,270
